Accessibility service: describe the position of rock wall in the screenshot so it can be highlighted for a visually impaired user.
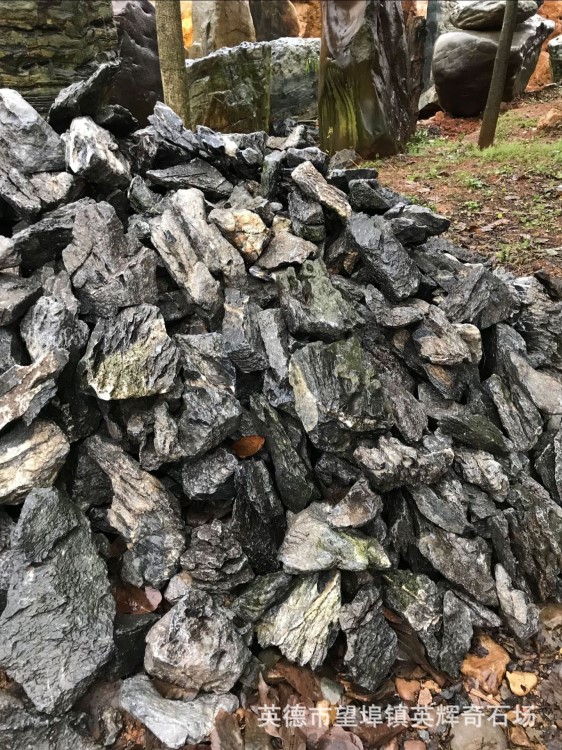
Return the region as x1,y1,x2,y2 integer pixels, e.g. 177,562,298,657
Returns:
0,0,118,114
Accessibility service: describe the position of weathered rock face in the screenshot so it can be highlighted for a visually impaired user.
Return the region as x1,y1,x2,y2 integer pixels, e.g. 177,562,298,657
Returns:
250,0,301,40
319,0,418,157
0,0,118,114
434,13,555,116
190,0,256,58
451,1,538,31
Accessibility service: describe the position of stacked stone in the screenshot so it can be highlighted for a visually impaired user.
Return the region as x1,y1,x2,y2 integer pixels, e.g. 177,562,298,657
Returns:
1,72,562,749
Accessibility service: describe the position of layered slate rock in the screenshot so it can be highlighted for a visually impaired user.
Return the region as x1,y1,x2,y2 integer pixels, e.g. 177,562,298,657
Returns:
65,116,131,188
0,488,115,713
85,436,185,587
144,589,252,693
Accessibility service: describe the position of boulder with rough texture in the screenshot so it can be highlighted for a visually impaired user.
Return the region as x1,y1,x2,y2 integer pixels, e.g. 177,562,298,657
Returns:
65,117,131,188
269,37,321,123
191,0,256,58
434,16,555,117
451,1,538,31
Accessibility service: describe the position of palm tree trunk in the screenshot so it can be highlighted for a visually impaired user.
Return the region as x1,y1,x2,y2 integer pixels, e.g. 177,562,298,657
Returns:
478,0,519,149
154,0,190,125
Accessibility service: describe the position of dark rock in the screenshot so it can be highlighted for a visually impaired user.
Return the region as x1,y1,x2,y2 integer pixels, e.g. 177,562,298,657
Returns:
340,585,397,691
144,588,252,692
347,213,421,301
21,294,88,361
259,150,285,199
120,675,238,750
250,393,320,511
451,1,538,31
289,337,393,452
418,527,498,606
257,308,292,406
269,37,321,123
94,104,139,137
231,571,294,623
355,435,453,492
291,161,351,221
288,189,325,243
439,590,473,677
483,374,542,452
110,613,159,678
0,273,42,325
286,147,329,174
256,571,341,669
406,482,469,535
438,412,510,454
277,260,360,341
66,117,131,189
85,435,185,587
223,288,269,373
386,203,450,245
232,460,285,574
0,488,114,713
379,371,428,443
495,563,539,641
326,477,382,528
147,159,233,200
0,420,69,505
180,519,254,592
181,447,238,512
348,179,402,214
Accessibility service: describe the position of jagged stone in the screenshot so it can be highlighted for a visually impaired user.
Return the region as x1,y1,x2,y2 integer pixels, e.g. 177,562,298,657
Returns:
147,159,233,200
514,276,562,369
386,203,450,245
0,273,42,325
257,308,292,405
0,420,69,505
232,460,285,574
120,675,238,750
79,305,178,400
0,236,17,269
348,179,400,214
413,306,479,365
179,520,254,592
144,588,252,692
438,412,510,454
378,371,428,444
0,488,114,713
325,477,382,528
231,571,294,623
454,446,510,498
291,160,351,221
483,374,542,452
257,226,317,270
66,117,131,189
340,585,397,691
210,208,268,262
279,502,390,573
181,447,238,513
0,350,68,430
289,337,393,452
256,570,341,669
439,590,473,677
418,528,498,606
223,288,268,372
495,563,539,641
451,1,538,31
21,294,88,361
440,264,519,329
355,435,453,492
277,260,360,342
250,393,320,511
63,201,158,317
259,150,285,199
110,613,159,679
407,483,469,535
347,213,421,301
288,188,325,243
85,435,185,588
365,286,427,328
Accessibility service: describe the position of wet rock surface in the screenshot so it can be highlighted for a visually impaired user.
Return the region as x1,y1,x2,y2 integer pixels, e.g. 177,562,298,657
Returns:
0,90,560,747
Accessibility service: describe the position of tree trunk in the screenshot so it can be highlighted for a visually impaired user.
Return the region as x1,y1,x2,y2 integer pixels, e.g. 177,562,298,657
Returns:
478,0,519,149
154,0,190,124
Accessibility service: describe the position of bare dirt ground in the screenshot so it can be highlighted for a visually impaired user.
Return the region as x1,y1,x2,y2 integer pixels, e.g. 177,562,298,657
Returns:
375,85,562,278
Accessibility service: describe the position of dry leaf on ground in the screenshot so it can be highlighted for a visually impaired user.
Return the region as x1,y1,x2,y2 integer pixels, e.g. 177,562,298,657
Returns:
231,435,265,458
210,710,244,750
461,634,510,695
395,678,420,703
506,671,538,697
112,582,162,614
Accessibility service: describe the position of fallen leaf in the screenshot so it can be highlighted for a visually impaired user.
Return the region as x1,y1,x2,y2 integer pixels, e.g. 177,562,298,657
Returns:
211,710,244,750
417,687,432,707
508,726,533,748
506,671,538,697
266,659,322,703
112,582,162,614
461,634,510,695
315,725,363,750
384,610,447,687
353,723,405,749
404,741,426,750
232,435,265,458
422,680,441,693
395,678,420,703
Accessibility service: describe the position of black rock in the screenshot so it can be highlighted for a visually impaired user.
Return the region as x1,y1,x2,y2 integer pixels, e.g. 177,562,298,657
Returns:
439,591,473,677
147,158,233,200
0,273,42,325
110,613,159,679
385,203,450,245
348,179,401,213
231,571,294,623
223,288,269,372
181,447,238,513
288,189,325,243
438,412,511,455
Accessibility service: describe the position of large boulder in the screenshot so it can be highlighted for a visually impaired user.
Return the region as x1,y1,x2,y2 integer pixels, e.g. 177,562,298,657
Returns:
318,0,418,158
190,0,256,58
433,15,555,117
450,1,539,31
270,37,320,123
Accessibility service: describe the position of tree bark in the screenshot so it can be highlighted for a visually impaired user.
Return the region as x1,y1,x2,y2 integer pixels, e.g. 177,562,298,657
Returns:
154,0,190,125
478,0,519,149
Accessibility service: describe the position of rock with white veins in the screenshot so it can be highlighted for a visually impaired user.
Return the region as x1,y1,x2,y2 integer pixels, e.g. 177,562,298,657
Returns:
0,488,114,714
65,116,131,188
147,158,233,199
209,207,268,262
340,585,397,691
454,446,509,498
222,288,268,373
256,227,318,270
0,350,68,430
85,436,185,588
79,305,178,400
0,273,42,326
21,295,88,361
0,420,69,505
326,477,382,528
279,503,390,573
291,161,351,221
120,675,238,750
256,571,341,669
495,564,539,641
144,588,252,692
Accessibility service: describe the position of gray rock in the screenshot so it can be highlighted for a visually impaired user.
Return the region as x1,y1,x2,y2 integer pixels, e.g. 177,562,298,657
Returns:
340,585,397,692
451,0,538,31
495,563,539,641
65,116,131,188
348,179,399,214
0,350,68,431
289,337,393,452
180,519,254,592
269,37,320,122
0,273,42,325
418,527,498,606
0,488,114,713
21,294,88,361
407,483,469,534
231,571,294,623
79,305,178,400
288,189,325,243
85,435,185,588
454,446,509,498
438,412,510,454
144,588,252,692
378,371,428,443
181,447,238,510
256,570,341,669
365,287,427,329
279,503,390,573
386,203,450,245
0,236,17,270
355,435,454,492
0,420,69,505
209,207,268,262
120,675,238,750
257,227,318,270
291,160,351,221
483,374,542,452
277,260,360,342
257,308,292,406
439,590,473,677
413,306,478,365
326,477,382,528
223,288,269,372
347,213,421,301
449,717,507,750
147,159,233,200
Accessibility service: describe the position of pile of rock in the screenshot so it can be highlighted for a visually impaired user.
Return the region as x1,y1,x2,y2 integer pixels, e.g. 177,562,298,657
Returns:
433,0,554,116
1,72,562,750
